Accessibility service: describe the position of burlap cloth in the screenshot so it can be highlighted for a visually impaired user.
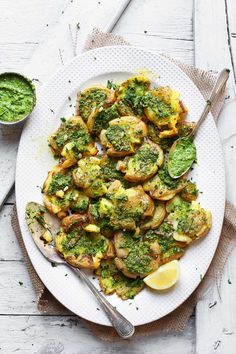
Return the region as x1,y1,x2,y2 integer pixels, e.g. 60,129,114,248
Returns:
11,29,236,340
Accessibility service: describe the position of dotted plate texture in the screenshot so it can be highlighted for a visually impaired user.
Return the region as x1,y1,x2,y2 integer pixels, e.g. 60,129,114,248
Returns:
16,46,225,326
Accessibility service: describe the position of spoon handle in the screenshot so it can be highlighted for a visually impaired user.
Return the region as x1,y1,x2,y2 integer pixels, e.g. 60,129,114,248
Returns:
192,68,230,135
68,265,135,339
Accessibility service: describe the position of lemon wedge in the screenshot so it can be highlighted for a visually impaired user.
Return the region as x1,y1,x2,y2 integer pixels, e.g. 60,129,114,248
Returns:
144,260,180,290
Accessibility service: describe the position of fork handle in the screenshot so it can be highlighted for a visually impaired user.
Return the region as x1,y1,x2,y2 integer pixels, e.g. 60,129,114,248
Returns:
68,265,135,339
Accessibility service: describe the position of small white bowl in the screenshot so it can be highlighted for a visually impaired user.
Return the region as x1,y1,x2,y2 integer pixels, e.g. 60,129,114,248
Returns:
0,72,36,126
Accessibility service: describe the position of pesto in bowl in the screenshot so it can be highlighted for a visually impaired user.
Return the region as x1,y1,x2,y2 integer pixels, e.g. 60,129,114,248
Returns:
0,72,36,124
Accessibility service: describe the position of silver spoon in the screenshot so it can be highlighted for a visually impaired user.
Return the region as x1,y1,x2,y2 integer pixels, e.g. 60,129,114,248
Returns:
167,68,230,179
25,202,135,339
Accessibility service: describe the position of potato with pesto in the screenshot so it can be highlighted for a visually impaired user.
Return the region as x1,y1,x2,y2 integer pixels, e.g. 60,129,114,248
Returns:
56,227,114,269
147,122,176,152
90,181,154,231
143,163,186,200
140,202,166,230
43,187,89,219
143,86,187,138
180,181,198,202
100,116,147,156
166,196,212,243
43,164,73,197
96,259,144,300
43,192,71,219
76,85,116,122
107,181,154,230
116,76,151,117
117,140,164,182
87,103,120,136
144,222,186,265
43,166,73,217
48,116,97,166
114,231,161,279
72,157,107,198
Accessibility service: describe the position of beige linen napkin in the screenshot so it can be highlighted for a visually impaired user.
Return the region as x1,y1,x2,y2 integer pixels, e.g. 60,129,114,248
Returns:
12,29,236,340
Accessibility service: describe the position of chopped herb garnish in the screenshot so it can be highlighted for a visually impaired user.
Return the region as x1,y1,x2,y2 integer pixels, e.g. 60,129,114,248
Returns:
208,301,217,308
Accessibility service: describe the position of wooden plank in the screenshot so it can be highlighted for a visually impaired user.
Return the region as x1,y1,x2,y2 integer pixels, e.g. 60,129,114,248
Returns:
0,205,22,261
194,1,236,353
114,0,193,65
0,260,70,315
226,0,236,77
0,315,195,354
0,0,69,72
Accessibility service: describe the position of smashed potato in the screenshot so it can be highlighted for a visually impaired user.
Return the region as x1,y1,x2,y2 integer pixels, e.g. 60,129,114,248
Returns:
90,181,154,230
56,227,114,269
72,157,107,198
143,163,186,200
144,222,186,264
87,104,120,136
143,86,187,138
117,140,164,182
180,181,198,202
116,76,151,117
100,116,147,156
96,260,144,300
48,116,97,166
43,164,73,196
76,85,115,122
114,231,160,279
166,196,212,242
140,202,166,230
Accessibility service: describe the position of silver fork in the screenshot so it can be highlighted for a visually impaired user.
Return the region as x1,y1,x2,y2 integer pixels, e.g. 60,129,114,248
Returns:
25,202,135,339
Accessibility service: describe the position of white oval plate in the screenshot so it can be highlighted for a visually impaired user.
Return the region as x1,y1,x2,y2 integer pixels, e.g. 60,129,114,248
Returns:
16,46,225,326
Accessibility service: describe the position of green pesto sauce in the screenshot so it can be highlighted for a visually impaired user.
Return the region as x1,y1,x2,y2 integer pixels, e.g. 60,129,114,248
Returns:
105,125,131,151
97,260,144,300
55,121,91,153
128,144,159,176
69,190,89,213
166,196,189,213
92,104,119,135
142,91,173,118
100,157,124,181
47,173,73,195
124,242,153,275
0,73,36,122
118,231,138,249
158,164,179,190
180,181,198,200
62,229,107,256
122,78,148,116
145,223,175,253
113,198,143,224
79,89,107,121
168,137,197,178
147,123,175,152
100,157,134,188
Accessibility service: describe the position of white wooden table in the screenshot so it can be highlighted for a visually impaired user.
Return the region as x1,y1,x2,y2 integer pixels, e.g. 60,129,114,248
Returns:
0,1,236,353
